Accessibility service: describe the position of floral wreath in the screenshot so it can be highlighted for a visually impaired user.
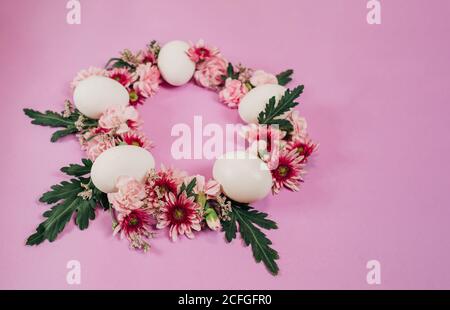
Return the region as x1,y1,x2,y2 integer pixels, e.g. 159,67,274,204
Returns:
24,40,316,275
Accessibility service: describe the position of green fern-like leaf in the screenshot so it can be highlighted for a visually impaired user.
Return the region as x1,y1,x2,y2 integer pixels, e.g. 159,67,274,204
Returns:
276,69,294,86
105,58,136,70
61,159,93,177
179,178,197,197
221,200,279,275
26,196,96,245
23,109,73,128
257,85,304,125
39,178,87,204
24,108,98,142
26,161,108,246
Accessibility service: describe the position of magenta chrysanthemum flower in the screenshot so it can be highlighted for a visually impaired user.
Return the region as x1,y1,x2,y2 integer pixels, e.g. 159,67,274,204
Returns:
141,49,156,64
108,67,134,87
145,166,186,212
128,87,147,106
156,192,201,241
121,131,153,150
271,149,305,194
114,208,154,251
187,39,219,63
287,136,316,163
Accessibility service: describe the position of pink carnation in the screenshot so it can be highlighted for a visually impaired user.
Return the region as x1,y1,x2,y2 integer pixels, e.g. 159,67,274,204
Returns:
288,110,308,137
108,176,147,213
249,70,278,87
98,106,140,134
219,78,248,108
133,63,161,98
190,175,221,198
80,130,115,161
71,66,107,90
194,56,227,89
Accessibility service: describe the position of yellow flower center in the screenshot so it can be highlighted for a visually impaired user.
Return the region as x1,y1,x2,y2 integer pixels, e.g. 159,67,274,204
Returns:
278,166,289,177
173,208,185,221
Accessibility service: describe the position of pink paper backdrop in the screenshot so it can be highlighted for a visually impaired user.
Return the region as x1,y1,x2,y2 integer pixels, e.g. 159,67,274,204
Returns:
1,0,449,289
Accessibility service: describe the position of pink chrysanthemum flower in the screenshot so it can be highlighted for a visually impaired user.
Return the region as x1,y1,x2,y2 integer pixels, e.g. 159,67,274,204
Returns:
121,131,153,150
271,149,305,194
128,87,147,106
156,192,202,241
187,39,220,63
287,135,316,163
133,63,161,98
70,66,107,90
141,49,156,64
114,208,154,252
108,67,134,87
145,166,186,212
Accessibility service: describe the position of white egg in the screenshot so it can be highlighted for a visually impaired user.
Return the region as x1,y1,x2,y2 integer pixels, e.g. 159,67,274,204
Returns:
157,40,195,86
212,151,272,203
238,84,287,124
91,145,155,193
73,76,129,119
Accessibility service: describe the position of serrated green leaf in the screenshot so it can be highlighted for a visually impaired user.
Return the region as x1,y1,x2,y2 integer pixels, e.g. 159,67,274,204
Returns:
225,62,239,80
268,118,294,133
23,108,73,128
179,178,197,197
24,108,97,142
51,127,78,142
105,58,135,70
26,224,46,246
39,178,85,204
276,69,294,86
221,200,279,275
231,202,278,230
27,180,103,245
227,62,234,77
222,211,237,242
35,197,81,243
61,159,93,177
27,160,107,245
93,187,110,210
75,199,96,230
258,86,304,125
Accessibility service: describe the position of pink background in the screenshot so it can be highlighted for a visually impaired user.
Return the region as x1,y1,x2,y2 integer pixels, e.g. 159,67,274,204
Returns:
1,0,449,289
